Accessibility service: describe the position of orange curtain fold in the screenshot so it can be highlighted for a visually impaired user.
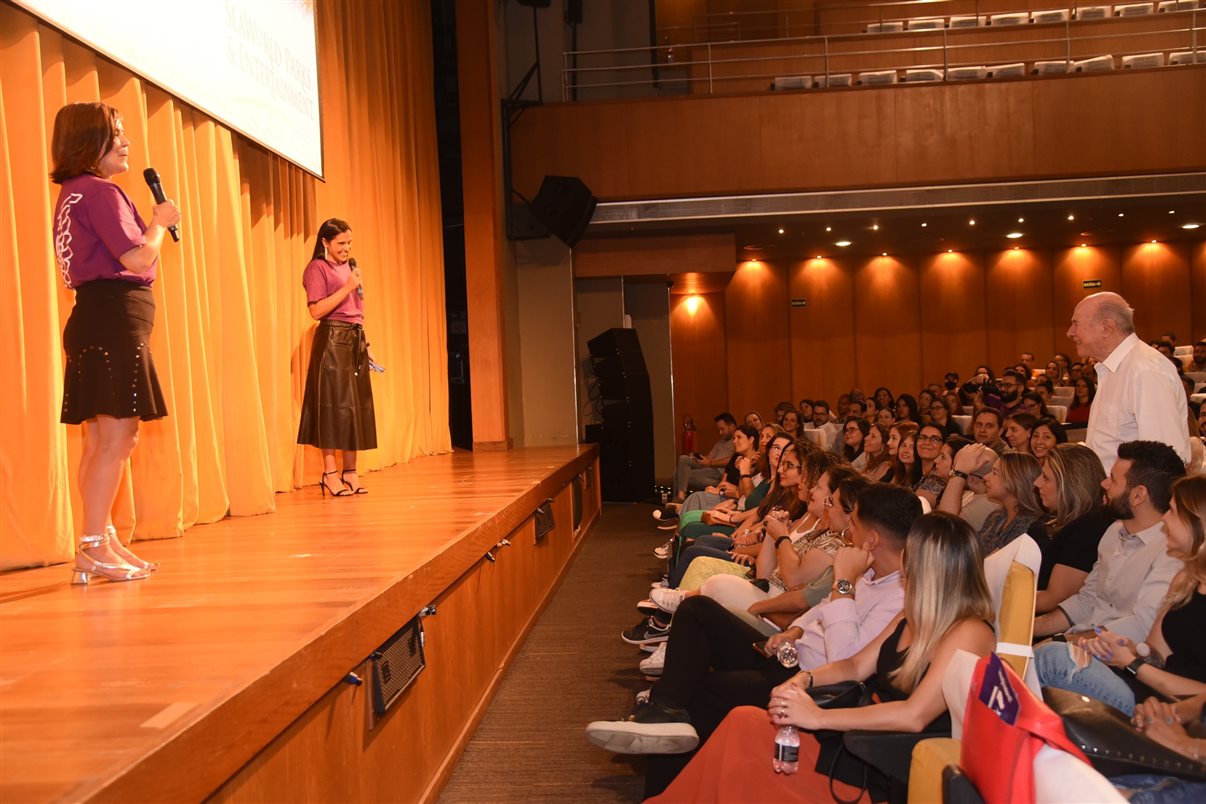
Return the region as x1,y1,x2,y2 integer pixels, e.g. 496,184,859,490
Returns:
0,1,451,570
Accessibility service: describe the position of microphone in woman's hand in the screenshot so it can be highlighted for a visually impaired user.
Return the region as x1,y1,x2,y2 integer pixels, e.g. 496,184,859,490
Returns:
349,257,363,299
142,168,180,242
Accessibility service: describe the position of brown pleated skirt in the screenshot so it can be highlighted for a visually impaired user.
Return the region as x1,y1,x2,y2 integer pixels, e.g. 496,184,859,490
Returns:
60,280,167,425
297,320,377,451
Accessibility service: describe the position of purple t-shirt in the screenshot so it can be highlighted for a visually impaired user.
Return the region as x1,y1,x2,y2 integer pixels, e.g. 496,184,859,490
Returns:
302,258,364,324
53,174,152,288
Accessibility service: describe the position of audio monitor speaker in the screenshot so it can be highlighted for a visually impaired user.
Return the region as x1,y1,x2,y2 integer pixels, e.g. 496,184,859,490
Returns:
529,175,597,248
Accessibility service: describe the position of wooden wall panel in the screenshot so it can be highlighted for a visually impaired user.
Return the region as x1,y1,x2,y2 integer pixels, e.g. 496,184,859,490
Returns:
575,233,735,277
1193,243,1206,343
853,255,923,395
511,69,1206,201
670,292,729,433
788,258,857,406
725,260,793,418
1122,241,1193,342
920,252,988,381
985,249,1054,372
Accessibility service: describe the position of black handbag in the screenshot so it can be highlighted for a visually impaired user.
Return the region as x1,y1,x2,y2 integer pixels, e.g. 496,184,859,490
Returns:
804,681,884,803
1043,687,1206,782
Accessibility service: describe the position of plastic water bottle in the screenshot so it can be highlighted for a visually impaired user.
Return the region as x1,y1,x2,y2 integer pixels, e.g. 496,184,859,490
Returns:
773,724,800,774
776,641,799,668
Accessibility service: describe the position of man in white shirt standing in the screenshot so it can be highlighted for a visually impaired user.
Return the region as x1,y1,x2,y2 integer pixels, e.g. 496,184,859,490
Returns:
1066,292,1190,472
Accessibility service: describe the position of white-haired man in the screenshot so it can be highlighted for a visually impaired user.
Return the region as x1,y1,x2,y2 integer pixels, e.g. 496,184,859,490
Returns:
1066,292,1190,472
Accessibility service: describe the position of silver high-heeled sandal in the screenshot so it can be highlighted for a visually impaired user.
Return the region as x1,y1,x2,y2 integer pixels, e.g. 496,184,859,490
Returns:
70,533,150,585
106,525,159,572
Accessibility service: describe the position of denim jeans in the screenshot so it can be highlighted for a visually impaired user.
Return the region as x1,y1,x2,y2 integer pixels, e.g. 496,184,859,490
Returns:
1034,640,1136,715
1112,775,1206,804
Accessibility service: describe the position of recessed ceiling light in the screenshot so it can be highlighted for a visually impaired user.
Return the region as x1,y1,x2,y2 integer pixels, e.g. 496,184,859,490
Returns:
1150,240,1158,244
872,224,879,231
881,252,888,257
1080,243,1087,247
921,222,928,227
1169,210,1175,214
946,249,953,253
1012,246,1020,250
968,219,976,226
825,226,832,232
1017,217,1025,223
1007,232,1024,239
778,227,784,234
1067,214,1075,221
1183,223,1201,230
835,240,852,247
1118,213,1125,218
815,255,823,260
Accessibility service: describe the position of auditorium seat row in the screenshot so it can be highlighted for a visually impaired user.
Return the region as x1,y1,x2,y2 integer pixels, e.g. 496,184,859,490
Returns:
865,1,1201,34
770,48,1204,91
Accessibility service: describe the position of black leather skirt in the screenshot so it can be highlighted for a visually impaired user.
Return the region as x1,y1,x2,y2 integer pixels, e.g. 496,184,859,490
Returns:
297,320,377,451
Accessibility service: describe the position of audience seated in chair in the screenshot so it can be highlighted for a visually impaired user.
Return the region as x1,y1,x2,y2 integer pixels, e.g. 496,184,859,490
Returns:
669,412,737,504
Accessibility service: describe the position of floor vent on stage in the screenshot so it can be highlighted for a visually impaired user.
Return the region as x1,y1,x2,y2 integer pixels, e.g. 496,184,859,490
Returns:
369,606,433,717
534,498,556,542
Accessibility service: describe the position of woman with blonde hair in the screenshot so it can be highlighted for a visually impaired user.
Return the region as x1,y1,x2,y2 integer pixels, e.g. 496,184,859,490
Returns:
1037,476,1206,715
976,452,1046,555
1032,443,1114,613
646,512,995,802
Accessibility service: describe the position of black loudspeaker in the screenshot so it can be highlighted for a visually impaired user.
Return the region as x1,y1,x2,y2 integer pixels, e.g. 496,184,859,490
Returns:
516,0,552,6
585,328,654,502
529,175,597,248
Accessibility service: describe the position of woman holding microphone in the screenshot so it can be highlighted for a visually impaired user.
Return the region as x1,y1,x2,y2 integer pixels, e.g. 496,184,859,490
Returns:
51,102,180,584
296,218,378,496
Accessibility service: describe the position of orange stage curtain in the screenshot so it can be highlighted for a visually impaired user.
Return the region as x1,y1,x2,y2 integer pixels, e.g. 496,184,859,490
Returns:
0,1,451,570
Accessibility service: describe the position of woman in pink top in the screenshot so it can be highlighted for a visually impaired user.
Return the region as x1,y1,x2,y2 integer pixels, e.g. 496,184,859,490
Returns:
296,218,378,496
51,102,181,584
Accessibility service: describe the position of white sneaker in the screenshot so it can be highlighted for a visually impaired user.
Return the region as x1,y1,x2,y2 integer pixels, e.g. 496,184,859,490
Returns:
651,578,669,589
652,540,673,560
640,644,666,677
651,587,686,614
635,687,652,705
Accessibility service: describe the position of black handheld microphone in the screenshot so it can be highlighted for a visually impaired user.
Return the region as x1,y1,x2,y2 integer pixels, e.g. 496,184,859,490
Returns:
142,168,180,242
350,257,363,299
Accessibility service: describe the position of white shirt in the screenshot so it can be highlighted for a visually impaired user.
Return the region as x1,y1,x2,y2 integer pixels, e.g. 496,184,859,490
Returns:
792,568,904,669
1086,333,1190,472
1056,519,1181,644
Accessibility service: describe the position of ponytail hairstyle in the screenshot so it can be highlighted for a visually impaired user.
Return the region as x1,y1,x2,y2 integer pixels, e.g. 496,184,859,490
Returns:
311,218,351,261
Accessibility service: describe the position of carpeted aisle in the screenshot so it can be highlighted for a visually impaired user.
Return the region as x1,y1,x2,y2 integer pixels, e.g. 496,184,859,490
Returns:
438,503,664,802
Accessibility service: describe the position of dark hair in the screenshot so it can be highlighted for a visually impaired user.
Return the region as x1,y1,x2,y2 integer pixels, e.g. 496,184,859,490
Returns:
311,218,352,261
799,399,814,408
835,473,873,515
974,407,1003,427
814,400,830,413
1021,391,1050,418
1002,369,1027,385
873,386,895,404
51,102,121,183
945,436,974,462
1035,377,1055,394
896,394,921,424
1031,416,1067,446
841,416,870,461
1116,441,1187,513
1070,376,1096,409
736,423,760,449
715,412,737,426
855,483,923,545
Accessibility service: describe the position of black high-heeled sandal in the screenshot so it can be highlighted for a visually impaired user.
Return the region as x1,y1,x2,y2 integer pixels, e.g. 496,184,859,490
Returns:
320,470,351,497
341,469,368,495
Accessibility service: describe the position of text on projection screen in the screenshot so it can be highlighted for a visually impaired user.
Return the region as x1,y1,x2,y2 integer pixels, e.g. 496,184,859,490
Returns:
18,0,323,177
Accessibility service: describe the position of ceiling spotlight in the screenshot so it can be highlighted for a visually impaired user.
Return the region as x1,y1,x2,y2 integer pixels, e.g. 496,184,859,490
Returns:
881,252,888,257
946,249,953,253
825,226,832,232
835,240,852,247
1150,240,1158,244
921,222,928,227
968,219,976,226
778,227,785,234
1012,246,1020,251
1006,232,1024,239
1080,243,1087,248
1067,214,1075,221
815,255,823,260
1017,217,1025,223
872,224,879,231
1169,210,1175,214
1183,223,1201,230
1118,213,1125,218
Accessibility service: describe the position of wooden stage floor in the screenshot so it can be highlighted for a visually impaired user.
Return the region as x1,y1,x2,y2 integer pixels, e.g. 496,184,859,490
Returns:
0,445,597,802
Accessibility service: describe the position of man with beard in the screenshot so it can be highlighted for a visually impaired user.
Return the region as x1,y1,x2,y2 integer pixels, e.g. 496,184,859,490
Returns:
1032,440,1185,645
1066,292,1190,472
996,369,1027,416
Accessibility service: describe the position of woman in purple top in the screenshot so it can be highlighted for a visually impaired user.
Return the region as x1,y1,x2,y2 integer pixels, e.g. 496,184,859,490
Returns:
51,102,180,584
296,218,378,496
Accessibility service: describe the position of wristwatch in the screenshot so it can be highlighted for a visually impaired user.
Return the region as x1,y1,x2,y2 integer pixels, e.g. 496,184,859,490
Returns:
1124,657,1146,677
833,578,854,596
949,469,969,480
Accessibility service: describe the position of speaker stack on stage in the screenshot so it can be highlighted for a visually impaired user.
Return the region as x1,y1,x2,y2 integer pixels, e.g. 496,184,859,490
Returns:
584,328,654,502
